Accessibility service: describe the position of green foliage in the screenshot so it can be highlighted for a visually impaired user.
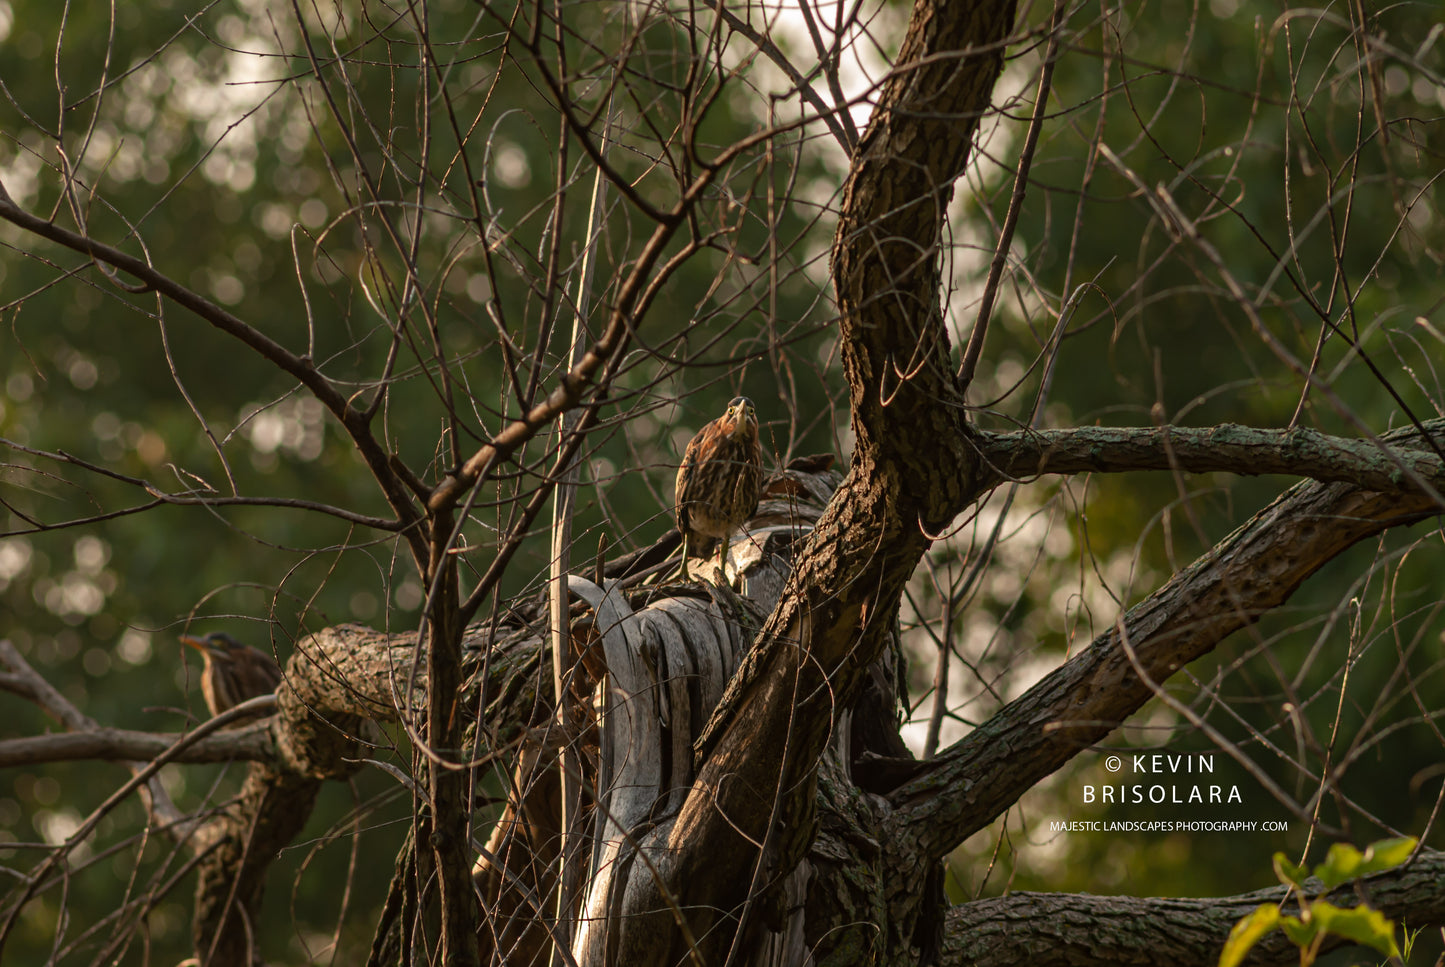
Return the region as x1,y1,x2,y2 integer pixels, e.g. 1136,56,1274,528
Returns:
1221,904,1280,967
1219,837,1416,967
1314,838,1420,892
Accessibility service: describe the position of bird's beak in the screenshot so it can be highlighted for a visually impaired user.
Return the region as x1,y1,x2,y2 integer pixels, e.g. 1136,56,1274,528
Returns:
179,635,226,660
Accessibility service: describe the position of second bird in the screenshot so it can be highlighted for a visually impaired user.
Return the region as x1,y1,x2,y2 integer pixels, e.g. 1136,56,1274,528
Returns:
673,396,763,579
179,631,284,720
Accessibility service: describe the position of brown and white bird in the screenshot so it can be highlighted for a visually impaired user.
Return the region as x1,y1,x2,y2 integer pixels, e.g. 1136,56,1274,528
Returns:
178,632,283,720
673,396,763,579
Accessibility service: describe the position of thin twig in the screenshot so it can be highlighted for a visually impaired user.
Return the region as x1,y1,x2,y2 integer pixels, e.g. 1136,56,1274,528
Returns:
959,0,1067,390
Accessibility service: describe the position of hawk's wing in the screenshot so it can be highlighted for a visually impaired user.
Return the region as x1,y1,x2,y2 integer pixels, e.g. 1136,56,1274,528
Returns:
674,416,716,535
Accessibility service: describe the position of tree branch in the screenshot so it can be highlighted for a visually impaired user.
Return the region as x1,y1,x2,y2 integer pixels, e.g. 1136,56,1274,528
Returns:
1,436,408,533
0,181,428,566
975,421,1445,503
0,638,202,840
663,2,1023,962
0,725,274,767
0,686,281,960
941,849,1445,966
888,421,1445,865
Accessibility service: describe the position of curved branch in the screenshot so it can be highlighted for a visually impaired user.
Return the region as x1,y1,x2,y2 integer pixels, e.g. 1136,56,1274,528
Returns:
941,849,1445,967
708,2,857,151
187,615,555,963
889,423,1445,865
0,182,427,565
0,691,281,958
661,2,1022,962
2,437,408,532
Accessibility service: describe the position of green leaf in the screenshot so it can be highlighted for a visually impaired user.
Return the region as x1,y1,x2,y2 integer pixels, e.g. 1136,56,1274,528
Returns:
1219,904,1280,967
1315,843,1364,890
1315,838,1417,890
1272,852,1308,889
1308,902,1400,958
1280,914,1319,949
1357,837,1417,877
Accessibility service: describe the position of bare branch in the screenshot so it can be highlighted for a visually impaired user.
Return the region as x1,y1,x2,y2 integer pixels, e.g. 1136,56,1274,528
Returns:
0,184,428,564
975,421,1445,501
1,437,407,533
0,725,274,768
890,428,1445,863
942,849,1445,967
0,639,202,843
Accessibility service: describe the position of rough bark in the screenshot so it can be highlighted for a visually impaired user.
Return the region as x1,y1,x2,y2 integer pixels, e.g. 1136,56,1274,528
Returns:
795,421,1445,964
191,625,378,964
940,849,1445,966
649,2,1022,961
975,423,1445,498
187,619,545,966
8,440,1445,966
889,420,1445,867
192,770,323,966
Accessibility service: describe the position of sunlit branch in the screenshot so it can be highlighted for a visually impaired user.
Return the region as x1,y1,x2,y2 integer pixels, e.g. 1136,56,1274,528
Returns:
975,421,1445,503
